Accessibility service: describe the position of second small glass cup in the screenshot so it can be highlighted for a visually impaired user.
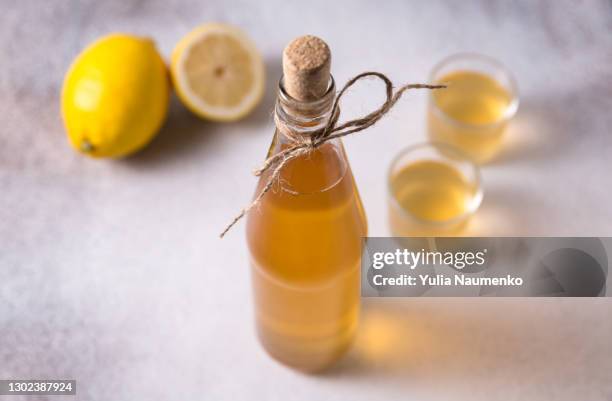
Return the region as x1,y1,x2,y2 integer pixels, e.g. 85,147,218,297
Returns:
428,53,519,163
388,143,483,236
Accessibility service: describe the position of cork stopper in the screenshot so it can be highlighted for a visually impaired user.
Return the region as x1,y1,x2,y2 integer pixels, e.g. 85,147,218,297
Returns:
282,35,331,101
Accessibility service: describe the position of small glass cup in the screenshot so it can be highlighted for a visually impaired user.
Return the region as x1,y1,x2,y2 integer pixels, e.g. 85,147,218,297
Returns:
388,142,483,236
428,53,519,163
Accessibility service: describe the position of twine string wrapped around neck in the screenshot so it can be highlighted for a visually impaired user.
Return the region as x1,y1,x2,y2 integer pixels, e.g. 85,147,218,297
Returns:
220,72,445,238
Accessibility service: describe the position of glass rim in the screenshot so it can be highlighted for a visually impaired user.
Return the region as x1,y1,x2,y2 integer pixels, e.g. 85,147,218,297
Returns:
387,142,484,227
428,52,520,132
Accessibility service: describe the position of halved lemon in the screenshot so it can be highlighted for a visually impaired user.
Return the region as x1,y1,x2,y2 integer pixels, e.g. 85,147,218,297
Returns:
171,23,265,122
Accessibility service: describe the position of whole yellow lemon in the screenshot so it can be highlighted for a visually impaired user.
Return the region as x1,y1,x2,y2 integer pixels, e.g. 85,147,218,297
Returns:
61,34,169,158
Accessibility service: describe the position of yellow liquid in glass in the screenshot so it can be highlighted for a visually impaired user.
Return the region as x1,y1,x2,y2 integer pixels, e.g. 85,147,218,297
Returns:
428,70,513,163
389,160,477,236
247,141,367,372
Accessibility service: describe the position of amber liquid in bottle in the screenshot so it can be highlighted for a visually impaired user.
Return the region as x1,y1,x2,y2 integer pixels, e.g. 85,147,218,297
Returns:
246,80,367,371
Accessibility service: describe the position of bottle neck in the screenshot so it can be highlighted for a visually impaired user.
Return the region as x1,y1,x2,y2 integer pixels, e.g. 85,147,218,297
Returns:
268,75,347,195
274,75,336,144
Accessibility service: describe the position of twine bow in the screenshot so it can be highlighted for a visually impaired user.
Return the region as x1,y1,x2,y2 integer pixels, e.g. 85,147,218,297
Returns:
220,72,445,237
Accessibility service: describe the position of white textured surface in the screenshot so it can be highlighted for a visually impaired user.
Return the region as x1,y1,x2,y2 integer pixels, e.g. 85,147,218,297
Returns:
1,1,612,400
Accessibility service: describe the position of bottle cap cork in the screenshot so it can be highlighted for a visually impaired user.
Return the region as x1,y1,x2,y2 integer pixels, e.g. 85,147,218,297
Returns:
282,35,331,101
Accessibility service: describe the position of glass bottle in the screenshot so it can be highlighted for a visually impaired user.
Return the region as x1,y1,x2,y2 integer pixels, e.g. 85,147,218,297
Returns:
246,75,367,372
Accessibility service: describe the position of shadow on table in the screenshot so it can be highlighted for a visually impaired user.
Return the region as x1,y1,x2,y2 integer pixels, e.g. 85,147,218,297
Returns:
466,183,545,236
322,298,587,387
459,83,610,236
490,82,606,167
120,56,282,168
